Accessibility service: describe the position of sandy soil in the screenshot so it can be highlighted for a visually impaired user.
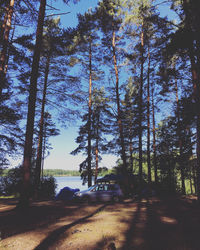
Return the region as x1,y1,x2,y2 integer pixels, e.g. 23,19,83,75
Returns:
0,196,200,250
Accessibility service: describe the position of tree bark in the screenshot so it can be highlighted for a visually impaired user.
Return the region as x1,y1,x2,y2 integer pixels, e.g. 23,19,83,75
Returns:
147,47,151,184
138,27,144,185
0,0,15,97
94,113,100,184
35,50,51,197
189,50,200,200
129,137,133,173
19,0,46,208
0,1,9,43
174,65,186,194
151,83,157,184
112,24,127,171
189,168,193,195
87,36,92,187
182,0,200,202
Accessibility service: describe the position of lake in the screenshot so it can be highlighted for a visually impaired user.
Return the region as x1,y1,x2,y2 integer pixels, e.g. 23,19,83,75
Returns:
54,176,88,194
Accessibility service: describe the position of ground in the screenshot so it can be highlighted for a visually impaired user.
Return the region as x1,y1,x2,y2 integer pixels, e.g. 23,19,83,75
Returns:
0,196,200,250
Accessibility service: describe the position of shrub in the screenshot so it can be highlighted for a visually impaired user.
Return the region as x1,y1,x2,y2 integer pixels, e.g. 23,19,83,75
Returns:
38,176,57,199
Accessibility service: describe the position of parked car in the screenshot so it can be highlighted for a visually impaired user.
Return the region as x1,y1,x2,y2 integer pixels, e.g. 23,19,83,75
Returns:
73,183,123,203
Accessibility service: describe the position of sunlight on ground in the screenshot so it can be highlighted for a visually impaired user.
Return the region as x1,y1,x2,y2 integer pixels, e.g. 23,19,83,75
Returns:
160,216,178,224
2,197,197,250
0,205,15,211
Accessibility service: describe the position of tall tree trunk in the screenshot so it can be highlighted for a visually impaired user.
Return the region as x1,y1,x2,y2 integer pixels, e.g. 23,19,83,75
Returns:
174,66,186,194
18,0,46,208
183,0,200,202
4,13,16,75
112,24,127,171
193,162,197,195
94,141,99,184
194,62,200,201
87,36,92,187
35,50,51,198
0,1,9,43
189,168,193,195
129,136,133,173
189,52,200,200
94,113,100,184
41,124,47,181
147,47,151,184
138,27,144,185
151,83,157,184
0,0,15,97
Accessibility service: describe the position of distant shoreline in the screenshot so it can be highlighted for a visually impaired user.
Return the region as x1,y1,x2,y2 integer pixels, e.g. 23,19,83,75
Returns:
53,174,80,177
2,168,110,177
43,169,80,177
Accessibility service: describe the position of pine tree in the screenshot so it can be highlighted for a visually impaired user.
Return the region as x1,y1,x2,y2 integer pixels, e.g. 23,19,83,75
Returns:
71,87,111,186
167,0,200,200
19,0,46,208
96,0,128,172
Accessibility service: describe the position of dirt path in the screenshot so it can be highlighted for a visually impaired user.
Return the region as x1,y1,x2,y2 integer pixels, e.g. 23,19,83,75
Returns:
0,196,200,250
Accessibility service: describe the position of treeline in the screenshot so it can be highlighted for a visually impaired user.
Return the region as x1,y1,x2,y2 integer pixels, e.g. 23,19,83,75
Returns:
43,169,80,176
43,168,112,177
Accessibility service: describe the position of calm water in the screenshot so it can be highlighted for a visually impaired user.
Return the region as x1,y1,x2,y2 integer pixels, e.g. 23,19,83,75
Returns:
54,176,88,194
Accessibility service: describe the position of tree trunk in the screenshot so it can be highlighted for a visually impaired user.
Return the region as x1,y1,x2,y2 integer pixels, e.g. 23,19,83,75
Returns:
189,53,200,200
174,66,186,194
0,0,15,97
41,123,47,181
4,13,16,75
87,36,92,187
183,0,200,202
129,136,133,173
112,24,127,171
94,115,99,184
0,1,9,43
138,27,144,185
18,0,46,208
147,47,151,184
151,83,157,184
35,50,51,198
189,168,193,195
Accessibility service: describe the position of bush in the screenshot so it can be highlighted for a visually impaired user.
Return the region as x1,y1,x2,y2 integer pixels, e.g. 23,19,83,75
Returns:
0,167,24,196
38,176,57,199
0,167,57,199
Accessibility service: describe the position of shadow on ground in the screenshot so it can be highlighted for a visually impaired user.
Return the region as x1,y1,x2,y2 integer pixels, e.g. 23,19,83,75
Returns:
1,196,200,250
121,196,200,250
0,199,95,240
34,204,106,250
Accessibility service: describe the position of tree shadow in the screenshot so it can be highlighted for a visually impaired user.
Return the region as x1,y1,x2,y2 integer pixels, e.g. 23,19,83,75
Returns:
0,200,84,240
145,195,200,250
121,196,200,250
121,200,143,250
34,204,107,250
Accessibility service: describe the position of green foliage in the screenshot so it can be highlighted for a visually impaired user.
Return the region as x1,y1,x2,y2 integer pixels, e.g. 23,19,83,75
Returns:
38,176,57,199
98,167,113,176
0,167,24,196
121,0,153,26
0,167,57,199
71,87,112,184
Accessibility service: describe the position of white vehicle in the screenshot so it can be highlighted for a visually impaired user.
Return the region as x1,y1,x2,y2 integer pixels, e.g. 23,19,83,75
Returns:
74,183,123,203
